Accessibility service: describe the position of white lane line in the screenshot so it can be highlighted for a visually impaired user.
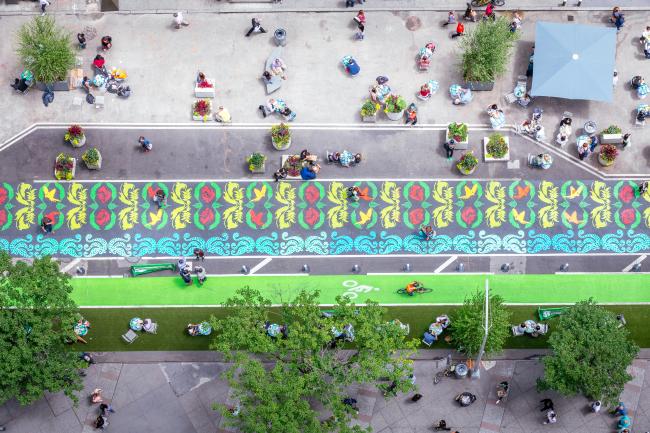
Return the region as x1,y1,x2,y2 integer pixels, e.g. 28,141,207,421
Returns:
32,177,521,184
59,258,81,273
247,258,273,275
434,256,458,273
75,272,307,279
623,255,648,272
367,272,493,276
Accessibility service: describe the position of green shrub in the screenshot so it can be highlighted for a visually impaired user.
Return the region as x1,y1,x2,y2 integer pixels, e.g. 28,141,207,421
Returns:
486,133,508,158
82,148,101,165
16,16,75,83
457,151,478,172
384,95,406,113
448,122,469,142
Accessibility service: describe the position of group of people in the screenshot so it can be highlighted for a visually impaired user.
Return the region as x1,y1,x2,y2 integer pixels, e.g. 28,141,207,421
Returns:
177,251,207,286
259,97,295,121
422,314,450,345
90,388,115,429
353,10,366,40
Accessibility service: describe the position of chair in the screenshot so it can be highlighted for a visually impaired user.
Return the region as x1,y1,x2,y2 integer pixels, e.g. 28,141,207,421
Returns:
511,325,525,336
143,319,157,334
422,332,436,346
504,92,517,104
122,329,138,343
537,323,549,335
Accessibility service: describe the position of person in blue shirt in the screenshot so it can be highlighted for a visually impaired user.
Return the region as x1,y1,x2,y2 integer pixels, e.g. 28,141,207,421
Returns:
300,164,319,180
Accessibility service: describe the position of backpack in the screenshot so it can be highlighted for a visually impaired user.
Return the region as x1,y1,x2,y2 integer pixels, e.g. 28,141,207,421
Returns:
86,93,95,104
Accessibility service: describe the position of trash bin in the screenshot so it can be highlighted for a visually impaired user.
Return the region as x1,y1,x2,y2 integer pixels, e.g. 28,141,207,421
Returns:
274,28,287,46
454,363,468,379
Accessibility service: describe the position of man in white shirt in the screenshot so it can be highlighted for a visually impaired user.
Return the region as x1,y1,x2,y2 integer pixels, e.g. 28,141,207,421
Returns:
40,0,50,15
173,12,189,29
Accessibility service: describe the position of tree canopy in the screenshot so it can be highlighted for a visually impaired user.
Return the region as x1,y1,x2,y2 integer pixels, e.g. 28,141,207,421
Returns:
0,252,84,405
538,299,639,406
210,287,417,433
450,289,511,358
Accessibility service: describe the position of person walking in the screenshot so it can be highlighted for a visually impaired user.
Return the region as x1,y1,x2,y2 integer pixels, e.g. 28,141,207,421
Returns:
40,215,54,234
639,181,649,196
99,403,115,416
464,3,477,22
543,409,557,424
77,33,87,49
451,22,465,38
246,18,267,37
353,10,366,26
355,24,365,40
194,248,205,261
590,400,601,413
444,139,456,159
622,133,631,149
173,12,190,29
39,0,50,15
443,11,456,26
100,36,112,51
540,398,554,412
484,2,495,21
139,136,152,152
195,266,207,285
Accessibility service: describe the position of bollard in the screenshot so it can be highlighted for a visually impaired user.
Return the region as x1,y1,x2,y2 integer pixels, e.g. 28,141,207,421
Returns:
352,264,360,273
633,263,642,272
241,265,250,275
403,263,411,272
501,263,511,273
76,266,86,275
457,262,465,272
302,264,310,273
576,0,582,5
560,263,569,272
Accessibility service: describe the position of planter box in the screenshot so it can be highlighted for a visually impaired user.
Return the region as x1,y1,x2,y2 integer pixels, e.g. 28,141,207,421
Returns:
272,136,291,151
483,136,510,162
457,165,477,175
385,110,404,121
249,162,266,174
465,81,494,91
192,102,212,122
194,79,215,98
84,152,102,170
281,154,303,180
54,157,76,180
600,133,623,144
362,114,377,122
69,135,86,148
446,128,469,150
598,154,615,167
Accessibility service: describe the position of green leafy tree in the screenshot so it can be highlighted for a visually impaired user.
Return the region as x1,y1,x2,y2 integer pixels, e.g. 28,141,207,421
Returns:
458,17,520,82
538,300,639,406
0,252,84,405
210,287,418,433
16,16,75,83
450,290,511,357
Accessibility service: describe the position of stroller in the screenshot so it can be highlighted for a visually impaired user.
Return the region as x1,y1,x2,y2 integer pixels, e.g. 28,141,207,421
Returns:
342,55,360,76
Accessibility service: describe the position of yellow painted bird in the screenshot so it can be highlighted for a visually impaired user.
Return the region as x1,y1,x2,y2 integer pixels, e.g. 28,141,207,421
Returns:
42,186,61,203
563,210,584,225
459,183,478,200
357,209,373,225
148,208,163,226
512,209,529,225
564,185,583,199
252,185,267,202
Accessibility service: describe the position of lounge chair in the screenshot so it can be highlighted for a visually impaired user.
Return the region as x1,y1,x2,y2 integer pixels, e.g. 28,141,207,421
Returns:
122,329,138,343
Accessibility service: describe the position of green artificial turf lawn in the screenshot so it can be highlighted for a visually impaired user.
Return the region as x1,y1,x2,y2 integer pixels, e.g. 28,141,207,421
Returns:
70,274,650,306
78,305,650,352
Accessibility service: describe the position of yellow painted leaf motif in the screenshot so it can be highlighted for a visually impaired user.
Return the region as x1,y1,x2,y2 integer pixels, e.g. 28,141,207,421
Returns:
223,182,243,229
118,183,139,230
431,181,453,228
327,182,348,229
170,182,191,229
148,208,163,226
589,181,611,229
485,181,506,228
379,181,401,228
15,183,36,230
642,188,650,228
66,183,87,230
537,181,558,229
275,182,296,230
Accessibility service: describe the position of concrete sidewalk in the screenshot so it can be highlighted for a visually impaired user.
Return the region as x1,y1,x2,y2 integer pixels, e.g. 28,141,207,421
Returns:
2,356,650,433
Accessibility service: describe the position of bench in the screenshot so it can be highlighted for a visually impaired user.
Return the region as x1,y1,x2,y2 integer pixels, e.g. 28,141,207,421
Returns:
600,133,624,145
264,47,283,94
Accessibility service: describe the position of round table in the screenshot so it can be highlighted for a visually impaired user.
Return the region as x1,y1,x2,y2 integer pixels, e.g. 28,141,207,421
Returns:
198,322,212,336
130,317,143,331
524,319,537,334
74,323,88,336
429,322,444,337
267,323,281,337
583,121,597,135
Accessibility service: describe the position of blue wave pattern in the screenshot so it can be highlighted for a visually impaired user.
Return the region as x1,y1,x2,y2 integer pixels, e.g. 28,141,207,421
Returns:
2,229,650,258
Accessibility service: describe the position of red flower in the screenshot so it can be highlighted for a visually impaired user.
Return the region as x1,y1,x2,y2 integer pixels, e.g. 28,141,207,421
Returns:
0,187,7,205
96,185,113,204
0,210,6,227
95,209,111,227
305,208,321,226
305,185,320,204
200,185,215,203
409,208,425,226
620,208,636,225
461,207,477,226
409,185,424,201
199,208,214,226
619,185,635,204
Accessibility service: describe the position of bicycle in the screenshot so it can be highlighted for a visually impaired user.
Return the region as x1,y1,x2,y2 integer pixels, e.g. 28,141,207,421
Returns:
471,0,505,6
396,281,432,295
433,364,456,384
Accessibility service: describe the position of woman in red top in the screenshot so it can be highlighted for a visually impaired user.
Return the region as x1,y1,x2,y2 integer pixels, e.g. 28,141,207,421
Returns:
452,22,464,38
354,10,366,26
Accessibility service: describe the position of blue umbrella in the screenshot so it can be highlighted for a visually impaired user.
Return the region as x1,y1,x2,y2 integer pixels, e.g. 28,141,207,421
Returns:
531,22,616,102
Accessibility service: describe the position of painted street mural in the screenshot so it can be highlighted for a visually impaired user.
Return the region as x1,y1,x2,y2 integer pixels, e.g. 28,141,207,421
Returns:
0,180,649,257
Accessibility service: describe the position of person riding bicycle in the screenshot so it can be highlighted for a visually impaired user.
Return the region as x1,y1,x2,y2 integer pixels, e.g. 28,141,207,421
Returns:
405,281,422,296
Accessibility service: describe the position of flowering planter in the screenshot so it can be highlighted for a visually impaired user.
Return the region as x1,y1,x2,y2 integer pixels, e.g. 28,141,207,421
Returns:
483,136,510,162
362,113,377,123
68,135,86,148
446,128,469,150
194,79,215,98
458,165,477,175
272,136,291,151
192,100,212,122
83,152,102,170
54,157,76,180
385,110,404,121
249,162,266,174
598,154,615,167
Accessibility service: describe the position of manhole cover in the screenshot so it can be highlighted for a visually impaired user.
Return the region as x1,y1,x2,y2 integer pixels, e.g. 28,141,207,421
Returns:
405,16,422,31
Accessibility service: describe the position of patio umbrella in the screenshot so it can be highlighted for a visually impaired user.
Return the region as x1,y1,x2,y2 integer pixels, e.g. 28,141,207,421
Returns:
530,22,616,102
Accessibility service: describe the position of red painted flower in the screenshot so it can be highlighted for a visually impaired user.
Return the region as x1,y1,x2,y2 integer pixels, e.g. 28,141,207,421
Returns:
249,210,265,227
409,185,424,201
147,186,157,199
95,209,111,227
619,185,635,204
199,208,214,226
96,185,113,204
0,187,7,205
305,208,321,226
409,208,425,226
0,210,6,227
461,207,477,226
620,208,636,225
305,185,321,204
200,185,216,203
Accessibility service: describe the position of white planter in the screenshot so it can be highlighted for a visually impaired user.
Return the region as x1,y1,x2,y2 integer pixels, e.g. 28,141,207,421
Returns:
192,102,212,122
272,136,291,151
483,136,510,162
84,152,102,170
600,133,623,144
385,110,404,121
69,135,86,148
362,113,377,122
598,154,615,167
248,155,266,174
458,165,477,175
446,128,469,150
54,157,76,180
194,79,215,98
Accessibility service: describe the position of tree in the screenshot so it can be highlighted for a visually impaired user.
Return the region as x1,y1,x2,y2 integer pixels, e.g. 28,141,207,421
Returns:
210,287,418,433
0,252,84,406
450,290,511,358
458,17,520,82
16,16,75,83
537,300,638,406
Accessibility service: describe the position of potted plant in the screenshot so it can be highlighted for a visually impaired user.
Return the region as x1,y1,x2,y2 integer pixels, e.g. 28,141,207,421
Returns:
195,78,215,98
64,124,86,147
598,144,618,167
192,99,212,122
457,151,478,175
82,147,102,170
383,94,406,121
360,99,380,122
483,133,510,161
459,17,520,91
54,152,75,180
600,125,623,144
271,123,291,150
446,122,469,148
247,152,267,173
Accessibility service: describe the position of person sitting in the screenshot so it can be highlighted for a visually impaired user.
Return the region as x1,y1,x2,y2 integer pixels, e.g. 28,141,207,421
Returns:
271,58,287,79
101,35,112,51
300,149,318,164
433,419,450,431
273,167,288,182
154,189,167,208
196,71,207,85
422,330,437,345
418,55,431,69
280,106,295,122
91,388,103,404
92,55,107,75
420,225,435,241
436,315,450,329
262,70,273,83
300,164,319,181
419,83,432,99
81,76,91,93
214,105,231,123
11,77,30,93
143,318,154,332
180,267,192,285
117,85,131,98
452,87,471,105
405,103,418,126
195,266,207,285
632,75,645,89
187,323,200,336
